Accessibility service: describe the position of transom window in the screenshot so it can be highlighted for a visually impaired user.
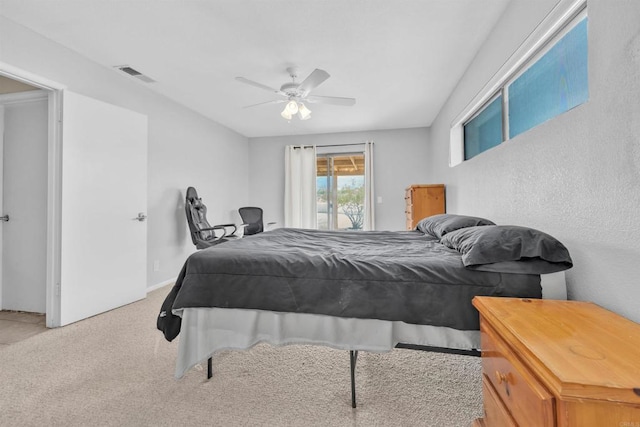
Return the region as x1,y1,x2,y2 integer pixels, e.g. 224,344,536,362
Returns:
451,1,588,164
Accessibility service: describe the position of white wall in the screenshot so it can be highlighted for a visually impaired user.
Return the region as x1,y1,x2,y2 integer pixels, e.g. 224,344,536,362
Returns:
0,16,250,290
427,0,640,322
249,127,431,231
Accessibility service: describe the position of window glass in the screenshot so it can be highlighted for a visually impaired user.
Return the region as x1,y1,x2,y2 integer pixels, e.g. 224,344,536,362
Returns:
508,17,588,138
316,154,365,230
464,95,503,160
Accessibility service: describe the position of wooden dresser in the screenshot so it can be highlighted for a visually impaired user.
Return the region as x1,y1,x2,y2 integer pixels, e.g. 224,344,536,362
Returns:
472,297,640,427
404,184,445,230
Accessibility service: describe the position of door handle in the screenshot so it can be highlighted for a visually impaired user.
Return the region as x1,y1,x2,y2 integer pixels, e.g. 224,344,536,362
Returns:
0,215,9,222
134,212,147,222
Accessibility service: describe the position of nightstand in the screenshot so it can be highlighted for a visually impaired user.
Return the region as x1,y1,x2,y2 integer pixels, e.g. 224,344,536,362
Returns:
472,297,640,427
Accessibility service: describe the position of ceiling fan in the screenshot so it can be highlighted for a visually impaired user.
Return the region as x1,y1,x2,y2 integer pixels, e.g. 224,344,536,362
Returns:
235,67,356,120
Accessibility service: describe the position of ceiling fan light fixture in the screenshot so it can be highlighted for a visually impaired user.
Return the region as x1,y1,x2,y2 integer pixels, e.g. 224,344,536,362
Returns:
280,106,292,120
286,100,299,114
298,103,311,120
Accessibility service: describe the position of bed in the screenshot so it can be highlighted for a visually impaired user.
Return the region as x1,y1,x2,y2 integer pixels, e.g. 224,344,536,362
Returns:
158,214,572,405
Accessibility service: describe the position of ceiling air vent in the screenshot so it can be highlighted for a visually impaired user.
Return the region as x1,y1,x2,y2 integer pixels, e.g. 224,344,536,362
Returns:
115,65,156,83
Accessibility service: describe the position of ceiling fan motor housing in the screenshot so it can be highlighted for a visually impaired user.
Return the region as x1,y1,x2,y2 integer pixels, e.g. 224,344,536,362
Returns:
280,82,302,97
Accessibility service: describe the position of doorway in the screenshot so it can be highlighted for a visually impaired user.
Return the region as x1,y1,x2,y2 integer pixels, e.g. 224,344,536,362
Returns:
0,77,48,317
0,64,149,328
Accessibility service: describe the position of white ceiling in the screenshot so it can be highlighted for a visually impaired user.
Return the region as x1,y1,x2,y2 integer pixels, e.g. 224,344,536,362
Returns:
0,0,511,138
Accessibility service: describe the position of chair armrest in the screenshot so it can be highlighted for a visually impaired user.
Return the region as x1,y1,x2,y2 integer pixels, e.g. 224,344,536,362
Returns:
194,225,227,242
218,223,237,235
197,225,227,232
228,224,249,238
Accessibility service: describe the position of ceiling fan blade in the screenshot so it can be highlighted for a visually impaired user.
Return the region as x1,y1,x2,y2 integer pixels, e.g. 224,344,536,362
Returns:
305,95,356,106
235,77,285,95
298,69,330,95
242,99,286,109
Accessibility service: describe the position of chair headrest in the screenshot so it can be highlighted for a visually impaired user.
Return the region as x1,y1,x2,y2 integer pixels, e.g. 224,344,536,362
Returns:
192,198,204,209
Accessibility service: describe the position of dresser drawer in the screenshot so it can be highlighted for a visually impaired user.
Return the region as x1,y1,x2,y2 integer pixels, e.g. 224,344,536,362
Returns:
480,320,555,427
482,375,517,427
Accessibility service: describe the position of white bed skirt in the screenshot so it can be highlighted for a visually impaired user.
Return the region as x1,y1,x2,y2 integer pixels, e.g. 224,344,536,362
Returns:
174,271,566,378
175,308,479,378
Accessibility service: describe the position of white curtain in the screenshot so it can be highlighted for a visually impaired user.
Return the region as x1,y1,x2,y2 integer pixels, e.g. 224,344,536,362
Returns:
284,145,317,228
363,141,375,230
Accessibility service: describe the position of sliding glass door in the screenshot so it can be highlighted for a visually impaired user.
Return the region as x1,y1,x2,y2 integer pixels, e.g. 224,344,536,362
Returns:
316,153,365,230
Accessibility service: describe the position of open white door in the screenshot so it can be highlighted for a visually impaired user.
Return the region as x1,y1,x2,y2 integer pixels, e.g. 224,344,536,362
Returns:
59,91,147,326
0,105,4,310
0,94,48,314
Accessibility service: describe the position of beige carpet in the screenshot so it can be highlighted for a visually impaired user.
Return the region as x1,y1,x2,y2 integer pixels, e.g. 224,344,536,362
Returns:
0,286,483,426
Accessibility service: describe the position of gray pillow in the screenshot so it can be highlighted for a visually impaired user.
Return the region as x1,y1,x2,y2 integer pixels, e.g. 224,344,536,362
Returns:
416,214,495,239
440,225,573,274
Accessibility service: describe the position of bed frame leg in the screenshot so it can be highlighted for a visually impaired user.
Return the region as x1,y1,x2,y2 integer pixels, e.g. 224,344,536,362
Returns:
350,350,358,408
207,357,213,379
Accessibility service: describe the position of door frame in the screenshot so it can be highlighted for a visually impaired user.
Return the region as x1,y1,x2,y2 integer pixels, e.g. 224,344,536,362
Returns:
0,61,65,327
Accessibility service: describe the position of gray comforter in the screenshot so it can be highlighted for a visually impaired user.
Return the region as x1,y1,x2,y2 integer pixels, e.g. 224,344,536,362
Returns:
158,228,541,341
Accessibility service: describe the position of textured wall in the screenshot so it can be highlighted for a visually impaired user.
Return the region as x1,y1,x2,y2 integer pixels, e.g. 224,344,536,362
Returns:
428,0,640,322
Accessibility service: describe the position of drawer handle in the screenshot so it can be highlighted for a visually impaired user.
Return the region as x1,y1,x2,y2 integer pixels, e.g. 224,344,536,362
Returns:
495,370,510,384
495,370,513,397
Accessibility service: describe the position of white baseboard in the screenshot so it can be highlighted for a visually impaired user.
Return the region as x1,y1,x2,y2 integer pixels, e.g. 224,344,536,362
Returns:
147,279,175,293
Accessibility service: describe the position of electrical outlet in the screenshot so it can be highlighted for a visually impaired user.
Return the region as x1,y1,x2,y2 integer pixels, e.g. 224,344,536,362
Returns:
153,260,160,272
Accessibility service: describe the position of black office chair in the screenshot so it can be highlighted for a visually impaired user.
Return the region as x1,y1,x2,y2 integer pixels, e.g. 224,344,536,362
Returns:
238,207,276,236
185,187,238,249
